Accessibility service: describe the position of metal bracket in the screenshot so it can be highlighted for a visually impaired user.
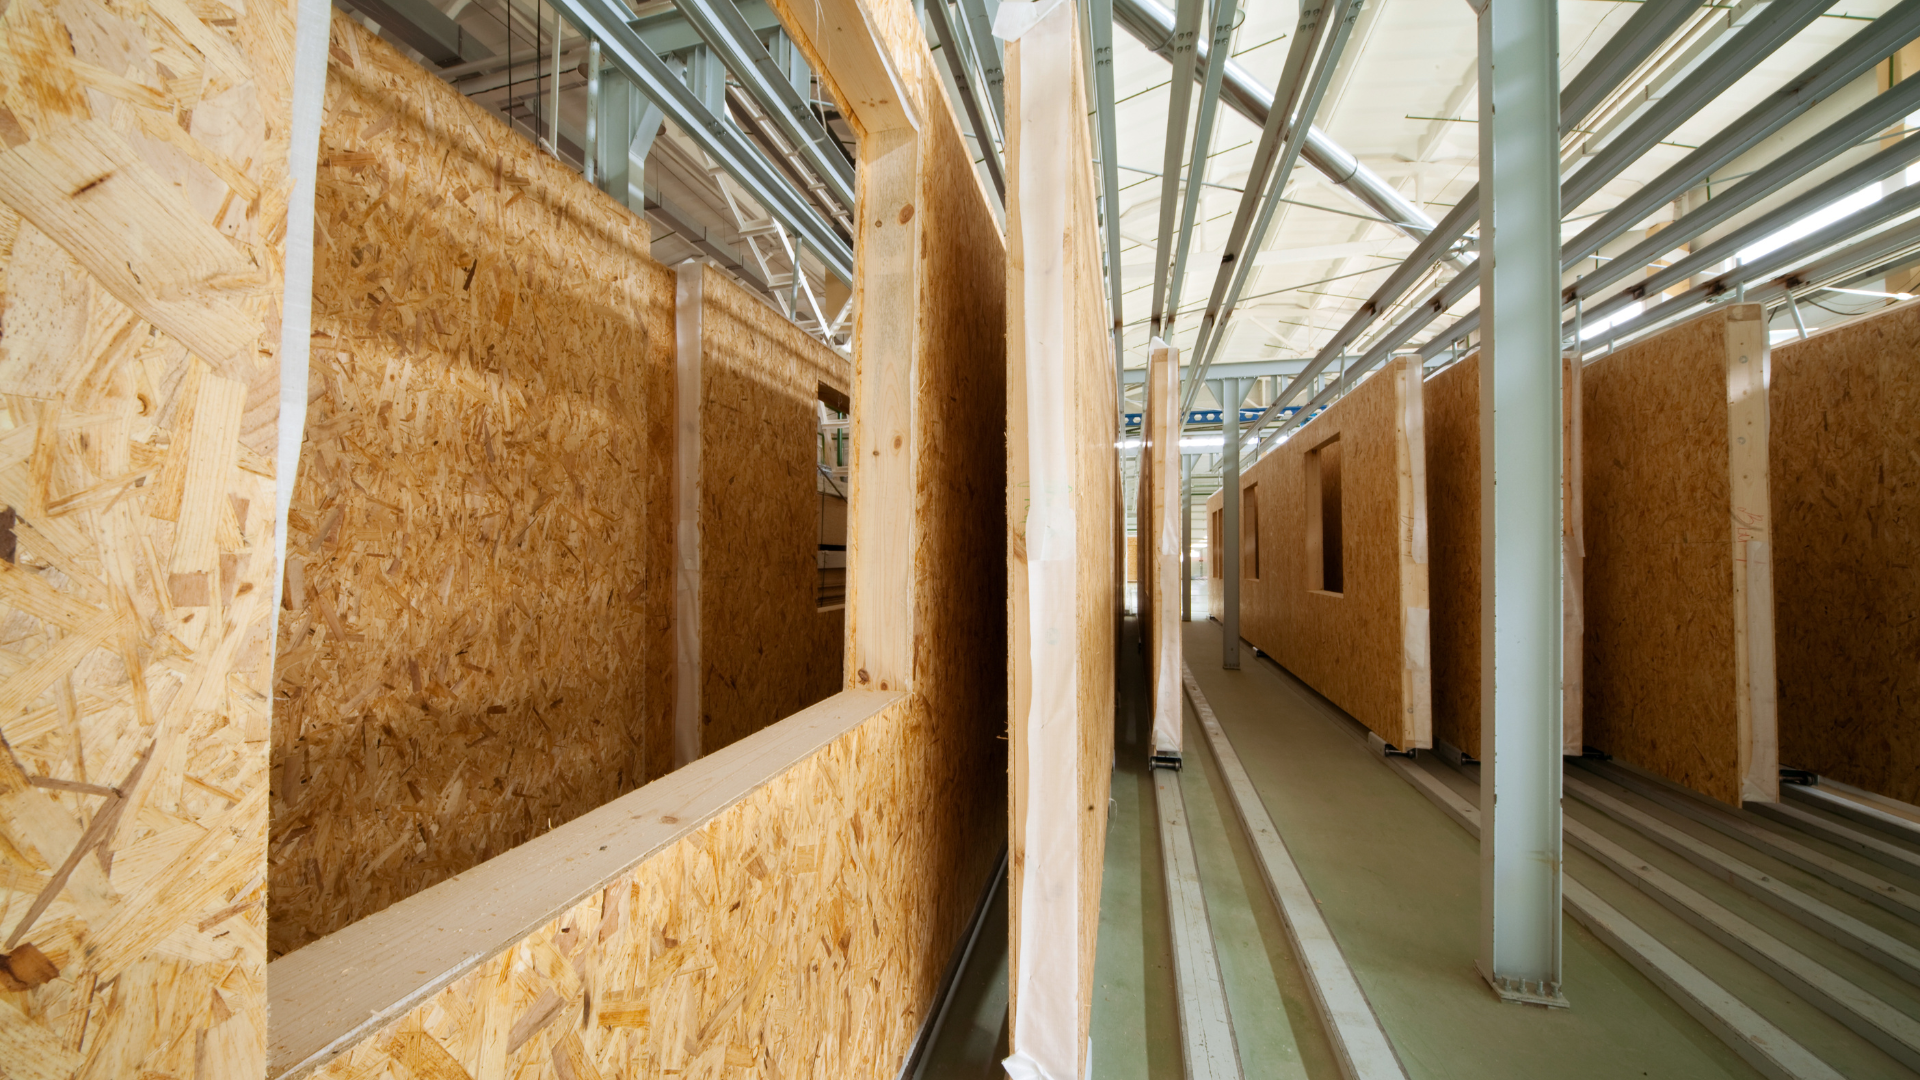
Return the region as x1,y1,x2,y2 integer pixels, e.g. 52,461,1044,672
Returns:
1150,753,1184,771
1478,963,1570,1008
1366,732,1415,759
1780,767,1818,787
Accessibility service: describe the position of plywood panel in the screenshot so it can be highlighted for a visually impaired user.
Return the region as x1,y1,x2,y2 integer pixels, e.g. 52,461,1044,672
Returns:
269,17,674,956
1583,305,1776,806
280,0,1012,1072
285,691,993,1080
1423,354,1584,758
1230,358,1431,748
1771,300,1920,803
1005,4,1118,1072
697,267,850,756
0,0,294,1067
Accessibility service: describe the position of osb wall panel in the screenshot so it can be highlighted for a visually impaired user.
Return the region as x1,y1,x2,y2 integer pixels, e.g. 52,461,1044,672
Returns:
1423,354,1584,758
269,16,675,956
1772,300,1920,803
0,0,292,1068
1583,305,1769,806
295,0,1011,1072
1236,358,1431,748
301,693,1000,1080
698,267,848,754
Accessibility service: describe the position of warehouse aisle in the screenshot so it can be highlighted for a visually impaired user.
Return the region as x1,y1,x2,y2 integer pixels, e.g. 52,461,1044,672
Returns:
1125,620,1774,1080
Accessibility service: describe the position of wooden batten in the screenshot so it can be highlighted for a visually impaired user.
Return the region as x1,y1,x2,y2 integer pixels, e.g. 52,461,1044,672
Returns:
1220,359,1432,749
1770,299,1920,804
1582,305,1777,806
270,17,673,955
1005,4,1119,1073
0,0,296,1067
1423,353,1584,759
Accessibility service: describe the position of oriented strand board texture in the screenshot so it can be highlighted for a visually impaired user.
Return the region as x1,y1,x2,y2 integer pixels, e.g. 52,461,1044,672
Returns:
0,0,292,1068
304,695,994,1079
1423,354,1584,757
1236,358,1432,747
269,17,675,956
298,0,1012,1072
1583,305,1771,806
1004,7,1117,1066
1771,300,1920,803
698,267,849,753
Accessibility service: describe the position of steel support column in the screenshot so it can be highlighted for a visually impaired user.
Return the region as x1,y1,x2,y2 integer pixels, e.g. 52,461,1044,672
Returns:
1477,0,1563,1006
1181,454,1194,623
1220,378,1240,670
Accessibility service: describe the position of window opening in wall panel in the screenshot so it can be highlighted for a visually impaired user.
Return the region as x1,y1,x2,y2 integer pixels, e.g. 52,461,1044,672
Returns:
818,382,850,610
1212,509,1223,577
1308,438,1343,594
1242,483,1260,580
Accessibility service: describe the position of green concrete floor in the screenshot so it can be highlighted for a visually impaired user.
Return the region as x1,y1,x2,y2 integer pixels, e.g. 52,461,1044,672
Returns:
921,615,1913,1079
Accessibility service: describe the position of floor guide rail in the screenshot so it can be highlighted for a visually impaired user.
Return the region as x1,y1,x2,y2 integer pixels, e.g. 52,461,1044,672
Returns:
1155,767,1247,1080
1382,734,1920,1076
1380,756,1848,1080
1181,663,1410,1080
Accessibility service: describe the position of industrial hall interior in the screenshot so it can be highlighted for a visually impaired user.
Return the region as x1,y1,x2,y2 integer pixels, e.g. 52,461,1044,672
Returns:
5,0,1920,1071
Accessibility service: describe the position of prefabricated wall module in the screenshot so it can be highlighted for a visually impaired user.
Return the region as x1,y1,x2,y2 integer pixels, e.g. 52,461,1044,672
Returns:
1208,357,1432,750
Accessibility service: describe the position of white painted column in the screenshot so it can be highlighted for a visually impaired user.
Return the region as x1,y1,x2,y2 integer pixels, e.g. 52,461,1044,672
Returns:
1476,0,1565,1005
1221,378,1240,670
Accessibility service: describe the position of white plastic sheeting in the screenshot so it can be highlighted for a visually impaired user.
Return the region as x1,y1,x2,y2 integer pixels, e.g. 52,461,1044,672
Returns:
998,2,1086,1077
271,0,335,619
1147,342,1184,760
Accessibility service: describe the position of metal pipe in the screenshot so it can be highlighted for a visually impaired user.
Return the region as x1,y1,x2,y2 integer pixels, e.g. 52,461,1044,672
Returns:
550,0,853,281
584,40,600,185
1179,0,1361,417
925,0,1005,200
1240,0,1800,446
1161,0,1240,333
1147,0,1203,338
1562,0,1830,214
1571,91,1920,318
1220,377,1240,670
1113,0,1441,245
1786,289,1810,339
547,0,562,153
1565,0,1920,265
669,0,856,211
1559,0,1705,127
1572,131,1920,333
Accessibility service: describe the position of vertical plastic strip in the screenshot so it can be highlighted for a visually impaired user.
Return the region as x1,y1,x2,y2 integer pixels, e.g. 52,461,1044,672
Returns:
271,0,334,620
1149,343,1183,759
1001,1,1081,1077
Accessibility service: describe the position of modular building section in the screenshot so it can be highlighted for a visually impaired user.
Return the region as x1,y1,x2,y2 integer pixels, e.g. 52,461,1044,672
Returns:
1582,305,1778,806
271,16,675,955
1206,356,1433,750
1423,353,1584,759
272,0,1011,1075
1005,3,1119,1073
1770,300,1920,804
